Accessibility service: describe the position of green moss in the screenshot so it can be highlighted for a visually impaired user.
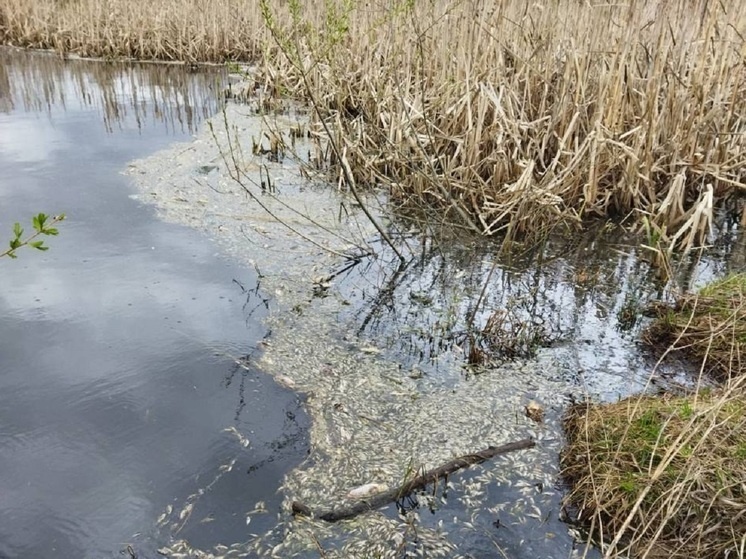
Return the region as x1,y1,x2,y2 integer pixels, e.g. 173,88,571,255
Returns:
698,273,746,299
619,472,639,494
735,443,746,460
678,401,694,420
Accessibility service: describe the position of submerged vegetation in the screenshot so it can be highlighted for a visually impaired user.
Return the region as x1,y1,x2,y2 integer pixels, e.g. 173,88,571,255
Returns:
2,0,746,252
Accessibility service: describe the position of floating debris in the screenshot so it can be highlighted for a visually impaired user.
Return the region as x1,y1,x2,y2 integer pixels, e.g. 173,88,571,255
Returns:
525,401,545,424
223,426,250,448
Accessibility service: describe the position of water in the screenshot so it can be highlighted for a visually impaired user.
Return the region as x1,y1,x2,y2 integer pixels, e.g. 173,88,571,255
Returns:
119,82,745,556
0,49,308,558
15,46,740,557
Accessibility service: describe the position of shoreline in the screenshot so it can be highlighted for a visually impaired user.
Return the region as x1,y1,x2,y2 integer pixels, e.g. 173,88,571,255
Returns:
126,100,577,558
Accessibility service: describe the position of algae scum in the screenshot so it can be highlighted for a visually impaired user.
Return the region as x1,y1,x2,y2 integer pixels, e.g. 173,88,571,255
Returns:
125,85,744,558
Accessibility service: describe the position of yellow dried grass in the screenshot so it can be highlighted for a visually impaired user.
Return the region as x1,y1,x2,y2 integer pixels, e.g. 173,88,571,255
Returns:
260,0,746,249
0,0,267,61
2,0,745,250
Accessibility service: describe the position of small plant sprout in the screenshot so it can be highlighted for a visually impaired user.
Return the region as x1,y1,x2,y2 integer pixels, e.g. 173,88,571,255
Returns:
2,213,65,260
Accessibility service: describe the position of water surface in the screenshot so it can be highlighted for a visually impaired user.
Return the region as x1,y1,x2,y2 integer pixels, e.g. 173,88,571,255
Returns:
0,49,307,559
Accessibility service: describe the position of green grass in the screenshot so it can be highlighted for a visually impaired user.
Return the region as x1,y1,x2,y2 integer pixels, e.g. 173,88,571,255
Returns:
562,388,746,559
646,273,746,380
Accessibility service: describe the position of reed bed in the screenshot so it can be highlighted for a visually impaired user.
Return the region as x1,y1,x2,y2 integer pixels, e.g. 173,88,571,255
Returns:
267,0,746,250
561,382,746,559
2,0,745,248
646,272,746,380
0,0,268,61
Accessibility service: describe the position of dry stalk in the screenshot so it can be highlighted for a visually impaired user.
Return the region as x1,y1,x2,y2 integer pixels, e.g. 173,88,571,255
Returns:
4,0,744,255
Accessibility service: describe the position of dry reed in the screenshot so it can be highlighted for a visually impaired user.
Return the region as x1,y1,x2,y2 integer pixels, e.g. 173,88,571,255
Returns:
0,0,268,61
261,0,746,250
561,383,746,559
2,0,745,249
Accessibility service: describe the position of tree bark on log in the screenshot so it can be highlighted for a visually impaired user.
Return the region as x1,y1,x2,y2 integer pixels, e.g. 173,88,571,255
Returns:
291,438,535,522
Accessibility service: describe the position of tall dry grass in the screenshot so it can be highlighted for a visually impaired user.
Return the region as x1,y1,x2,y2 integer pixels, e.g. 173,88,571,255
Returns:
0,0,267,61
2,0,745,249
259,0,746,250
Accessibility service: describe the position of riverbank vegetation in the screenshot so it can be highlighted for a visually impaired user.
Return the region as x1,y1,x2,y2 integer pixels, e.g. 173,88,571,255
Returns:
562,274,746,558
646,272,746,380
2,0,745,253
0,0,264,61
562,380,746,559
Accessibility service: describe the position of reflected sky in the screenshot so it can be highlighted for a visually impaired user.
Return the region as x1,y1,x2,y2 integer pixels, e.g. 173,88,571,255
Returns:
0,49,307,559
337,219,744,401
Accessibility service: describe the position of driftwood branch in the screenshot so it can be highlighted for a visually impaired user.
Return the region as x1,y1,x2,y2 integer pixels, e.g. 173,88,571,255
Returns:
291,438,535,522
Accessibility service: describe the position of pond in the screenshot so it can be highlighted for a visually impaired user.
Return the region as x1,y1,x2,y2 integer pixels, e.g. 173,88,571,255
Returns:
0,49,308,558
2,47,743,559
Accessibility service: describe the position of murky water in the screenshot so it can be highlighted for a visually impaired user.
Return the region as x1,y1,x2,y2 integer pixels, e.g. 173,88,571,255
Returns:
122,86,745,557
0,49,308,558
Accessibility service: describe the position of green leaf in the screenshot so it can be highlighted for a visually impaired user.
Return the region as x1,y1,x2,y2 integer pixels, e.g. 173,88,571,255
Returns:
43,227,59,236
30,241,47,251
13,222,22,239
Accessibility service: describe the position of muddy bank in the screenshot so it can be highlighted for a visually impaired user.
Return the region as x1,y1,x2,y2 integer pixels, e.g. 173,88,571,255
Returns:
127,92,743,557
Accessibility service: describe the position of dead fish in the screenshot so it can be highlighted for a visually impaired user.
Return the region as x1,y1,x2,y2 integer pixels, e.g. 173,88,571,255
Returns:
275,375,296,389
156,504,173,526
223,427,250,448
179,503,194,521
347,483,388,500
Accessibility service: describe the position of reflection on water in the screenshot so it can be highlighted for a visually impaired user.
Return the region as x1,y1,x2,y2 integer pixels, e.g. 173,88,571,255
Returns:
337,223,745,399
0,48,222,134
0,49,307,559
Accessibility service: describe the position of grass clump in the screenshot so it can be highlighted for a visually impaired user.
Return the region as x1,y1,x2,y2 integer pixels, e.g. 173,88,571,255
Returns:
646,273,746,380
561,385,746,558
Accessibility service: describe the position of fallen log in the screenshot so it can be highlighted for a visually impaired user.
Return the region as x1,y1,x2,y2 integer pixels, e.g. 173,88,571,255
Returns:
291,437,535,522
